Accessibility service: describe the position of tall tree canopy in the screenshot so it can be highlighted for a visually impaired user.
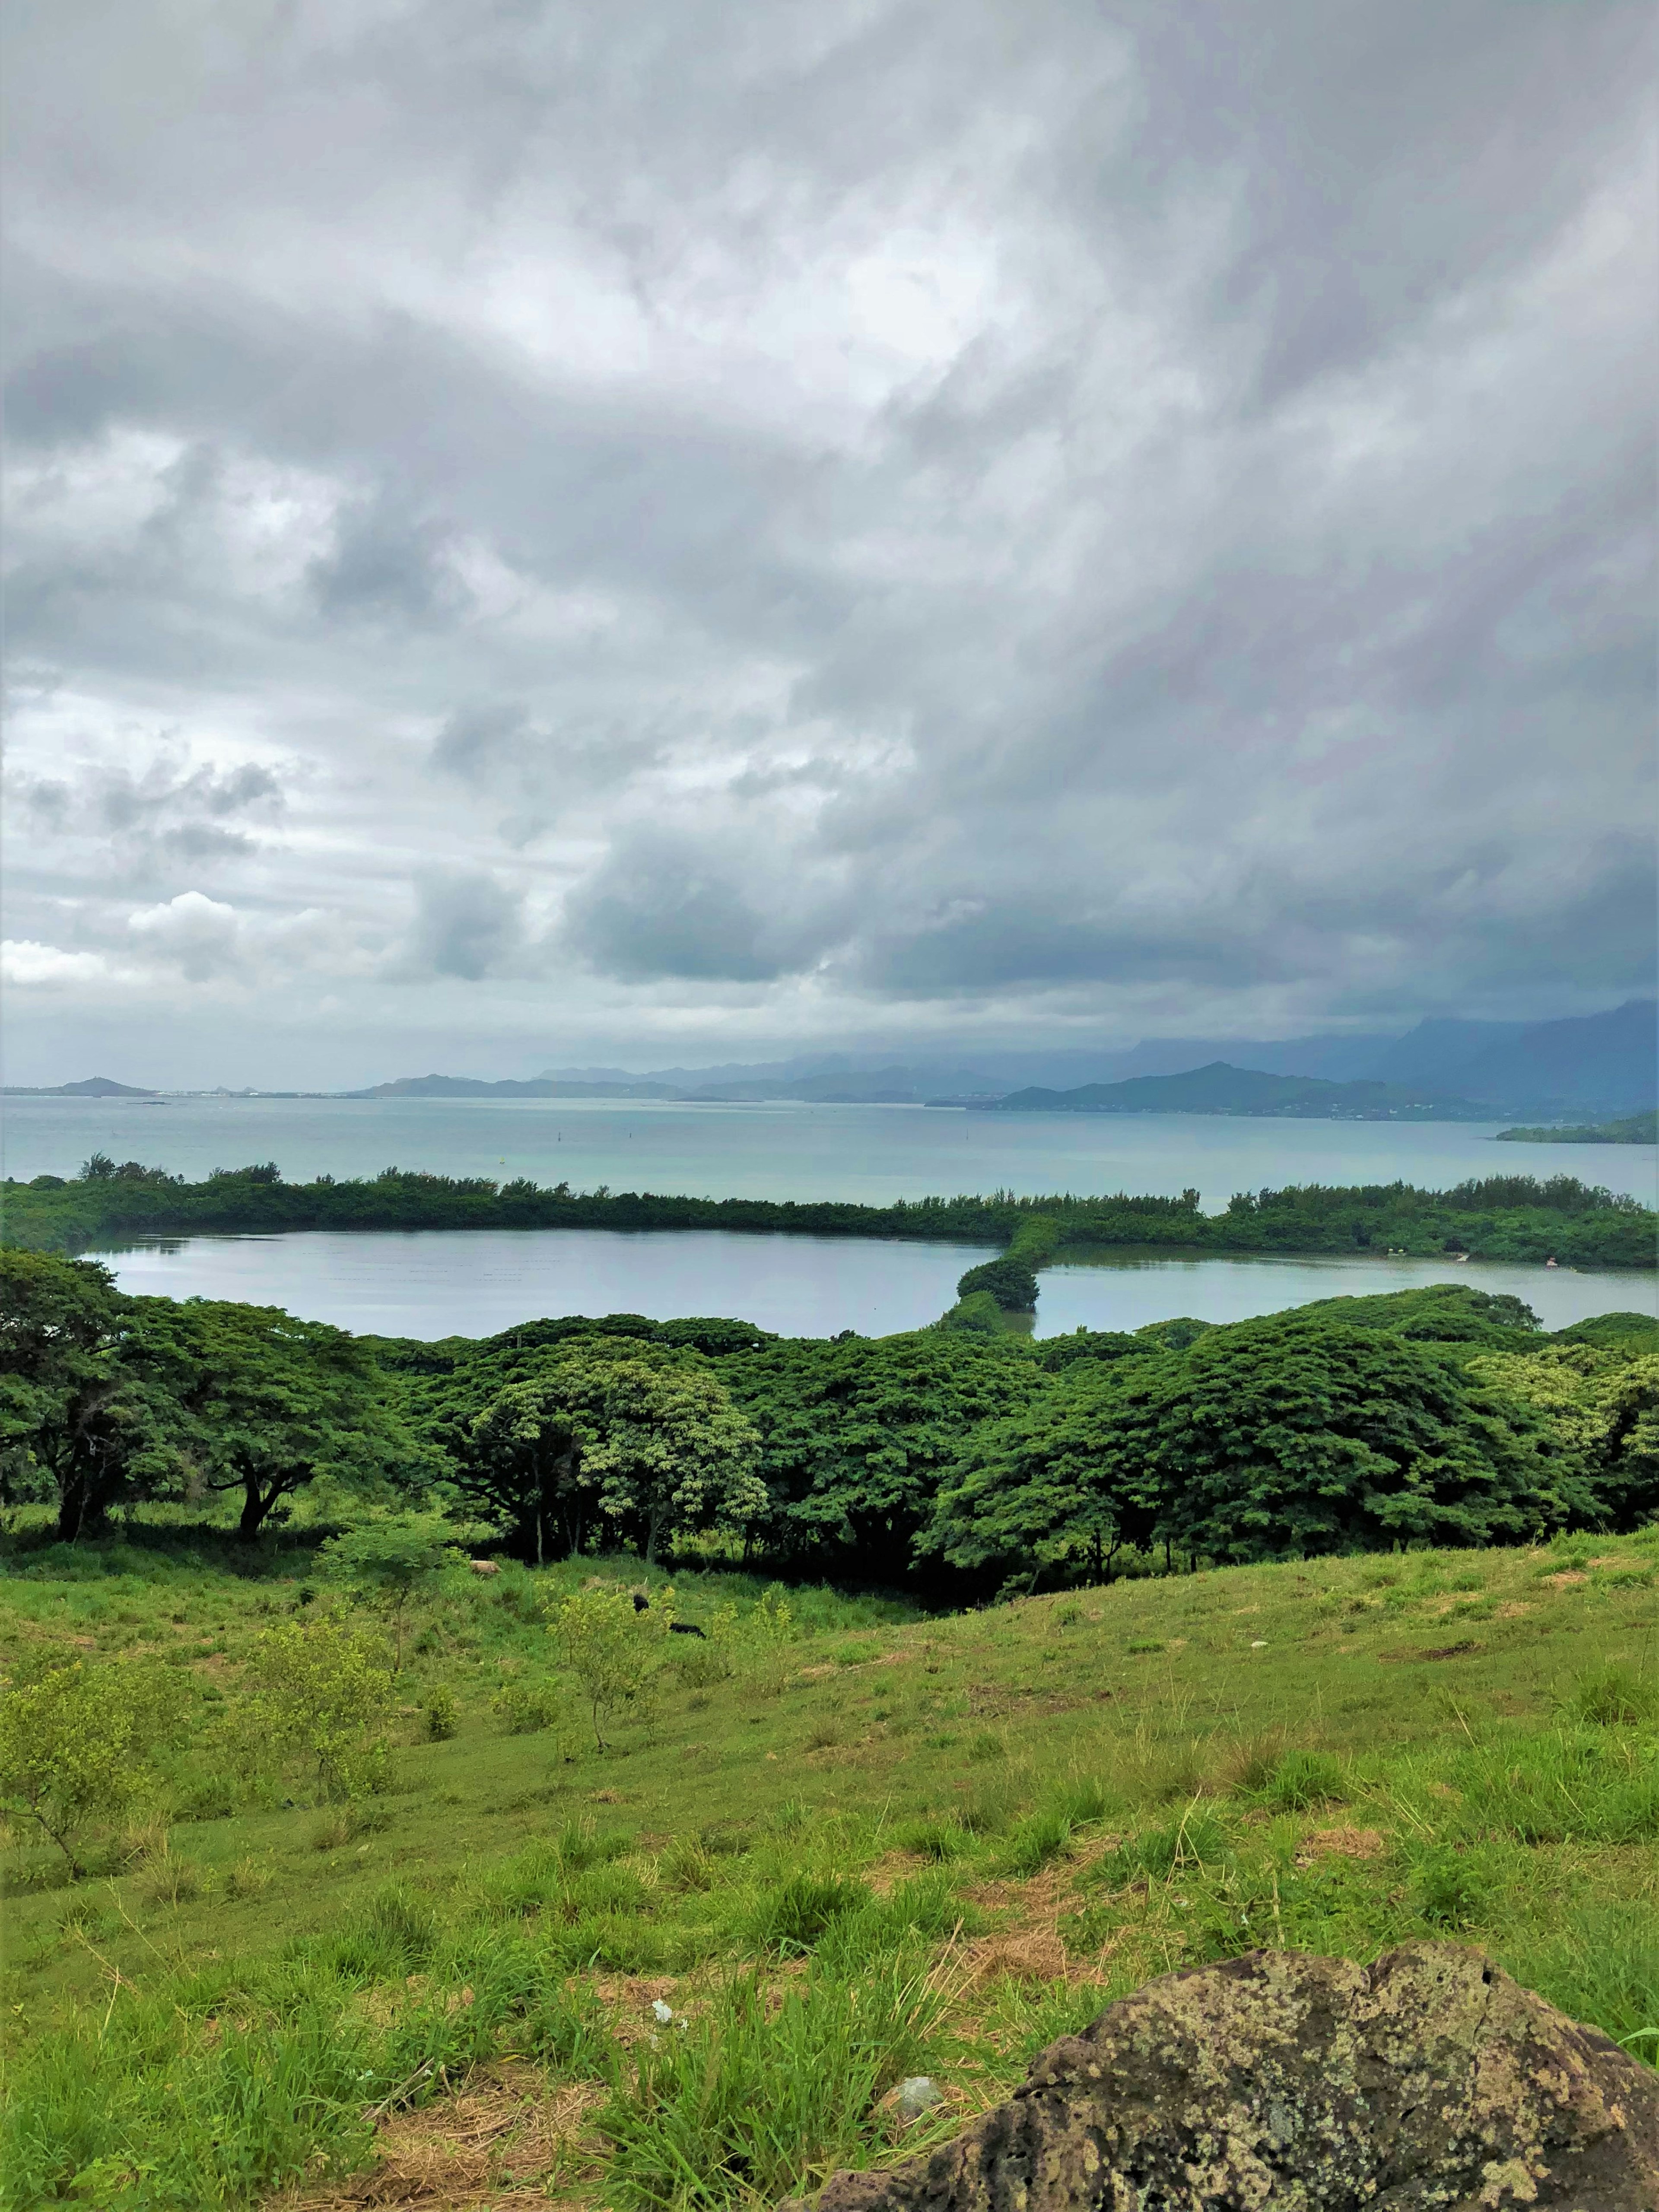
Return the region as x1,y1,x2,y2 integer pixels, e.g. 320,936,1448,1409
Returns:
929,1314,1585,1578
723,1331,1049,1581
458,1345,764,1564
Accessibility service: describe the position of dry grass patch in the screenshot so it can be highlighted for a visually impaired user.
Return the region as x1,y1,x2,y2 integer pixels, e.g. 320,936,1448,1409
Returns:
284,2069,604,2211
1294,1826,1387,1868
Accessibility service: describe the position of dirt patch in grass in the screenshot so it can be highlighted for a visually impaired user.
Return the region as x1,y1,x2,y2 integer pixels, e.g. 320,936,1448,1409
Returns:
1294,1827,1386,1867
285,2068,603,2211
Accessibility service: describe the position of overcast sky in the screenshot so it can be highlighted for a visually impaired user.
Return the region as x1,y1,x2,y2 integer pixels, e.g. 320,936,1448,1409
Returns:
3,0,1654,1087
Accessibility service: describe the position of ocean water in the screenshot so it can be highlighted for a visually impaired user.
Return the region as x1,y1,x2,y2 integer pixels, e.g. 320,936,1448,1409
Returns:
6,1093,1655,1211
91,1230,1655,1341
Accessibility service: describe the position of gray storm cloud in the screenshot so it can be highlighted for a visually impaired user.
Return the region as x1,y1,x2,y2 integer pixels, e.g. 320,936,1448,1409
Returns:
0,0,1652,1083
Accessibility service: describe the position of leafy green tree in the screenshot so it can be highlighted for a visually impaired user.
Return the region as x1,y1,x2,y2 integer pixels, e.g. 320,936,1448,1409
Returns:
550,1584,669,1748
460,1379,592,1565
238,1618,394,1800
0,1251,174,1540
585,1358,765,1564
1468,1347,1659,1530
954,1256,1039,1311
155,1300,409,1540
724,1332,1048,1580
0,1657,188,1875
953,1316,1581,1573
459,1348,764,1564
315,1511,465,1669
924,1397,1157,1586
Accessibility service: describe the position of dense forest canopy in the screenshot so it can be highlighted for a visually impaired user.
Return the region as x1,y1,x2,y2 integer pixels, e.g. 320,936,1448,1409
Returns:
3,1247,1653,1589
2,1157,1653,1268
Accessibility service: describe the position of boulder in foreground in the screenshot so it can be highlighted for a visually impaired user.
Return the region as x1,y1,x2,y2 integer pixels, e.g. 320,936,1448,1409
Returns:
817,1942,1657,2212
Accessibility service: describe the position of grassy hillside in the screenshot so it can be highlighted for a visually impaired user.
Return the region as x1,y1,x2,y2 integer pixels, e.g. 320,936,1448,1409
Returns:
2,1527,1654,2209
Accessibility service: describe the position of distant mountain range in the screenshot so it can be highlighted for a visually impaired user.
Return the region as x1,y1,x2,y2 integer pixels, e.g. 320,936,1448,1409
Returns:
2,1075,159,1097
9,999,1651,1121
980,1063,1493,1121
531,1001,1656,1116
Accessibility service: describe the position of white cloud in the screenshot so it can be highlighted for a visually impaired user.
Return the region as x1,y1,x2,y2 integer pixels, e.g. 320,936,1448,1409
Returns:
0,940,127,988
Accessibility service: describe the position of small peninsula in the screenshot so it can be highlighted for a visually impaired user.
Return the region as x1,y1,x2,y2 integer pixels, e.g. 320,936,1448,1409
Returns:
1497,1110,1657,1145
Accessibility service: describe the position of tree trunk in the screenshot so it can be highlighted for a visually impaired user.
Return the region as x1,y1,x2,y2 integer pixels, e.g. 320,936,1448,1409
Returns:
56,1475,89,1544
238,1471,273,1541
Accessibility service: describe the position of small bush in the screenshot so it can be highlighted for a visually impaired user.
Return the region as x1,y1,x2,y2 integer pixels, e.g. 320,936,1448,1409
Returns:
891,1816,971,1862
747,1873,871,1955
1410,1843,1496,1930
140,1844,206,1907
1263,1750,1345,1813
424,1687,458,1741
1104,1807,1229,1885
492,1680,559,1735
1565,1665,1653,1727
224,1856,272,1899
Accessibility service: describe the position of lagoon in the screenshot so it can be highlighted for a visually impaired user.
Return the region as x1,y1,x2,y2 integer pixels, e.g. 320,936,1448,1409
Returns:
91,1228,1655,1341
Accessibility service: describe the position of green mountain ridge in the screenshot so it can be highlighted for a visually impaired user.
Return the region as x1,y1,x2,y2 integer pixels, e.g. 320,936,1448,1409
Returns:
979,1061,1492,1120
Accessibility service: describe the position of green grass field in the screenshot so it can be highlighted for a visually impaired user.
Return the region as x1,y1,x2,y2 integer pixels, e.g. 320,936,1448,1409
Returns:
2,1526,1656,2210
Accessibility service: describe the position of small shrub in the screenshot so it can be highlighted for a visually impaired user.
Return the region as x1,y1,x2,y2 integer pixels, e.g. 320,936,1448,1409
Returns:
1263,1750,1345,1813
1565,1665,1653,1727
747,1872,872,1955
659,1837,717,1892
224,1856,272,1899
140,1844,206,1907
424,1687,459,1741
892,1816,971,1862
550,1587,667,1748
238,1618,394,1802
1104,1807,1229,1886
0,1656,188,1877
708,1589,797,1696
1410,1843,1496,1930
492,1680,559,1735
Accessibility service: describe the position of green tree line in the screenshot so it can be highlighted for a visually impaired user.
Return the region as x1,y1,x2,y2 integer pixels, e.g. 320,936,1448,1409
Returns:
4,1249,1653,1589
3,1157,1653,1268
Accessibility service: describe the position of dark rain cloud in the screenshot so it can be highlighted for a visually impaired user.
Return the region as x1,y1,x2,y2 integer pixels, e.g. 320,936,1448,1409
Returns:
0,0,1652,1072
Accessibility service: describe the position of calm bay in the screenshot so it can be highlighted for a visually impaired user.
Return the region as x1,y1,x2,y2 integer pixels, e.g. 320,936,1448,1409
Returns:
12,1092,1651,1339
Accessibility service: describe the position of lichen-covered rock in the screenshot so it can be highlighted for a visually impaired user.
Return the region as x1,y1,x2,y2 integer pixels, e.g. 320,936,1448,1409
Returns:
817,1943,1658,2212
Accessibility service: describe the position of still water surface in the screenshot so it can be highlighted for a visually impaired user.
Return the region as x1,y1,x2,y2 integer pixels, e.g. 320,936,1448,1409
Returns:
6,1093,1655,1210
92,1230,1655,1341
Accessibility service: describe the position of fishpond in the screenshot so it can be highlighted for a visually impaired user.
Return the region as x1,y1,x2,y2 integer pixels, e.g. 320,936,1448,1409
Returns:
91,1229,1656,1340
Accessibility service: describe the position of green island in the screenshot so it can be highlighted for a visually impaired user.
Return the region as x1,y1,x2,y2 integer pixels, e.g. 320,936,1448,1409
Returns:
0,1226,1655,2207
1497,1109,1658,1146
5,1156,1655,1271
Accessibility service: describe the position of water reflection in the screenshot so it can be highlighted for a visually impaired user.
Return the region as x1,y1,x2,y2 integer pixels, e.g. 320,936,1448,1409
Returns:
90,1228,1654,1340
